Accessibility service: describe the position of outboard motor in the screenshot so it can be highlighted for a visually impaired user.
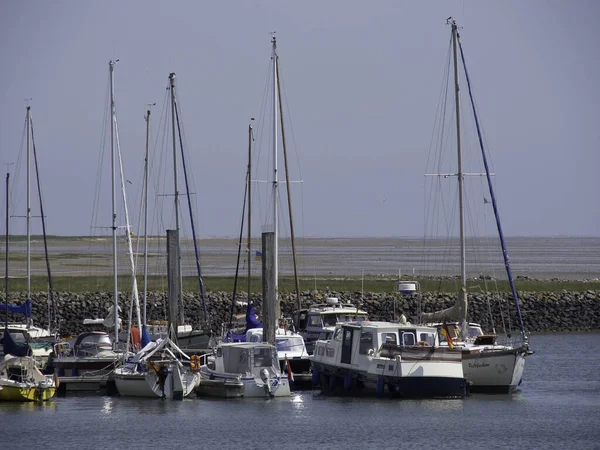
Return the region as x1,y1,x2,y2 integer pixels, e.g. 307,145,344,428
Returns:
157,365,169,399
259,368,274,398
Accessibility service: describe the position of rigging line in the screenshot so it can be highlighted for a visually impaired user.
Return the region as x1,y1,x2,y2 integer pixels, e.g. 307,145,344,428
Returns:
174,98,208,322
90,73,111,234
11,114,27,215
458,36,525,337
229,172,249,329
277,61,303,181
425,35,453,176
29,113,57,332
113,109,142,333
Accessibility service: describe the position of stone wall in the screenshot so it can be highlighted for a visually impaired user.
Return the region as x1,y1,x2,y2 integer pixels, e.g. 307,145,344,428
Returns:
4,290,599,336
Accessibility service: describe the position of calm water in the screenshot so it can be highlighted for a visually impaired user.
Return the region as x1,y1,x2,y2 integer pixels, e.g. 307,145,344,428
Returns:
1,333,599,450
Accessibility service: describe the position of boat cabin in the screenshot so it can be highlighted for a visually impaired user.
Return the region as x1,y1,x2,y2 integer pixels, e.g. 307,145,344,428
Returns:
427,322,493,345
292,298,369,353
245,328,307,358
70,332,113,357
209,342,280,377
313,321,439,366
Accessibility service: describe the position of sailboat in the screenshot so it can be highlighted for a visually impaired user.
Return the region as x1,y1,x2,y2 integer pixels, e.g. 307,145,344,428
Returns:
1,172,56,402
0,106,57,368
113,73,207,399
197,34,294,398
113,230,200,399
421,19,533,393
52,60,138,393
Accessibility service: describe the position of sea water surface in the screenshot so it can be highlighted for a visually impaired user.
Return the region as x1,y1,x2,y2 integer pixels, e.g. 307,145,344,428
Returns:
1,333,599,450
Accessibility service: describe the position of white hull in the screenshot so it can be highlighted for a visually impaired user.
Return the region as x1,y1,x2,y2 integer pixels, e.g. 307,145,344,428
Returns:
463,346,528,393
114,366,199,399
197,366,290,398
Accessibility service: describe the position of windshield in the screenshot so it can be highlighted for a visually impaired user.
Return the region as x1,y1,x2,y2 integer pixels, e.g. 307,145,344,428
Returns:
275,337,304,353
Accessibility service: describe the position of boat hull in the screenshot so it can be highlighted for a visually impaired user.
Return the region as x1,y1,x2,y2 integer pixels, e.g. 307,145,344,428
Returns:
114,368,199,399
196,366,290,398
53,357,119,392
463,346,528,393
312,360,466,398
0,384,56,402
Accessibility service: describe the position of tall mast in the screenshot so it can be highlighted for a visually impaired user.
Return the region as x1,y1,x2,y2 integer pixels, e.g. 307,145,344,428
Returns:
247,122,252,295
26,106,31,323
169,73,183,324
109,60,119,344
451,19,468,335
4,173,9,329
143,108,151,325
271,33,279,299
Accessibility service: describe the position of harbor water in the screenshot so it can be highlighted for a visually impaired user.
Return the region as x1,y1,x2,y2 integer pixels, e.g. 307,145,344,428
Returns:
1,332,599,449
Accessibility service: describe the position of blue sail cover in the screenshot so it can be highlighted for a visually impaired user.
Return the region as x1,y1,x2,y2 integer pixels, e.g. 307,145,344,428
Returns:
0,298,32,317
245,302,263,331
141,325,151,347
2,329,31,357
225,302,263,342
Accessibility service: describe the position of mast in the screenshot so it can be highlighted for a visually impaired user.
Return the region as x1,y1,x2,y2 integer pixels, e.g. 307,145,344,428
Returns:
109,60,119,344
271,33,279,299
26,106,31,321
143,108,151,325
30,112,57,333
168,73,183,325
450,20,468,336
4,173,9,329
247,122,252,296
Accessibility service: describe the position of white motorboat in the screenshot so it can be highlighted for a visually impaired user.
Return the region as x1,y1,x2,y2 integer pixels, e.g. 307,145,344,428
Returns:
246,327,311,387
311,321,466,398
292,297,369,354
196,342,290,398
113,337,200,399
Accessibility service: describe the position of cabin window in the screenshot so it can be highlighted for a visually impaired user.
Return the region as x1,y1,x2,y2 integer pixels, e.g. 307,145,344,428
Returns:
276,337,304,353
383,333,397,345
419,332,435,346
297,312,307,331
317,346,325,356
326,348,335,357
333,328,343,342
401,332,416,346
359,331,373,355
323,314,337,327
253,347,273,367
468,326,483,339
308,315,323,327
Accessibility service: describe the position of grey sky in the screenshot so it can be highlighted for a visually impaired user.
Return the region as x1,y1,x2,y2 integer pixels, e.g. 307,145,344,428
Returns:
0,1,598,238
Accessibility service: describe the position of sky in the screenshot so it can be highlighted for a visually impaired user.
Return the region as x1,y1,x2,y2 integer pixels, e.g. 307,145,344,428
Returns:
0,0,598,239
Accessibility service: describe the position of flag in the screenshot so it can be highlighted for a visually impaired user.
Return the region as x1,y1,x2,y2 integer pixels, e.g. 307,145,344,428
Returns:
255,251,263,261
441,322,455,349
284,355,294,382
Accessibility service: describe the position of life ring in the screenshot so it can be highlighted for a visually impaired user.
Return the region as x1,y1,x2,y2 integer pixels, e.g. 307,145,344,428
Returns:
416,341,430,347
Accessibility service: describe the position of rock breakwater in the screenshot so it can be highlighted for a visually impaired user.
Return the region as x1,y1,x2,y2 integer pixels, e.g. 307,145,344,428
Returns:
5,290,599,336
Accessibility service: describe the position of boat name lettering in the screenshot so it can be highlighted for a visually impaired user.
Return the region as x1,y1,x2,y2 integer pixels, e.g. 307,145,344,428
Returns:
468,362,490,369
